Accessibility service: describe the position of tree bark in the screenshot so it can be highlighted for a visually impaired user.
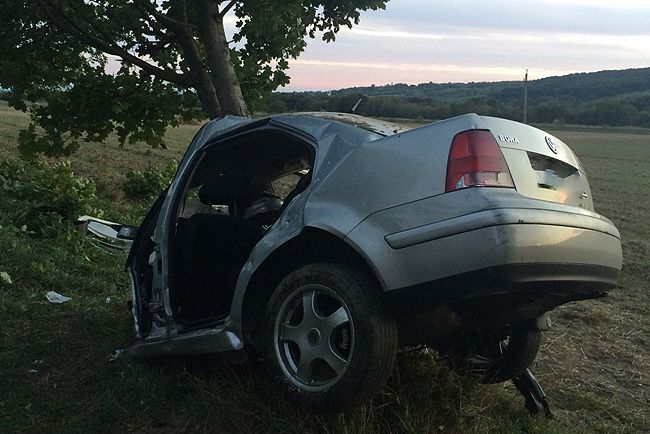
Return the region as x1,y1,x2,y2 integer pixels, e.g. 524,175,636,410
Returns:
166,0,222,119
177,32,222,119
196,0,249,116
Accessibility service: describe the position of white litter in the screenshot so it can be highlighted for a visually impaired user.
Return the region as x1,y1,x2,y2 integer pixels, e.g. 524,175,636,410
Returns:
109,348,124,361
45,291,71,304
0,271,12,285
105,296,112,304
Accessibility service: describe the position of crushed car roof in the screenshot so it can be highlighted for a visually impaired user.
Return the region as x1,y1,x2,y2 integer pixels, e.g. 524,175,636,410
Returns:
184,112,401,156
289,112,403,136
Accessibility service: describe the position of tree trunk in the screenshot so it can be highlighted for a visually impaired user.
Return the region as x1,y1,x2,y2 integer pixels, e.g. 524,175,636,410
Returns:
167,0,222,119
196,0,249,117
176,32,222,119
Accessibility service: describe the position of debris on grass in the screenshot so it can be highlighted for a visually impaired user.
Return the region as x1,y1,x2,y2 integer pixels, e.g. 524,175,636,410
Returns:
109,348,124,362
0,271,12,285
45,290,71,303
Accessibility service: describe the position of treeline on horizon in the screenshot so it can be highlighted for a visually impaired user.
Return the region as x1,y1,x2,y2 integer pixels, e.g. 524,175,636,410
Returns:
264,67,650,127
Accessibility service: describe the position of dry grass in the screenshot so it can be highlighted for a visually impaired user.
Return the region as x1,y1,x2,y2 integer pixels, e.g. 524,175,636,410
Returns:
530,128,650,432
0,102,195,210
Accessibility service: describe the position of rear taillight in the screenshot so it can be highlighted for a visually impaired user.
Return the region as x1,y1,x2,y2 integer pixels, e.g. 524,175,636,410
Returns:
445,130,514,192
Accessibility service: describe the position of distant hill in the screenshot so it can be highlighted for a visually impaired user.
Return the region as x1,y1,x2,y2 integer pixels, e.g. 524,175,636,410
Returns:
266,67,650,127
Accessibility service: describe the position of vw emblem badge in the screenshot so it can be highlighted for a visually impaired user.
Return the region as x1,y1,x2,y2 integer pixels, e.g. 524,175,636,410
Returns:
545,136,558,154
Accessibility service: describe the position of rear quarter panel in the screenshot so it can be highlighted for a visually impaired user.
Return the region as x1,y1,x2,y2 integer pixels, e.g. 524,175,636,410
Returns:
303,114,485,235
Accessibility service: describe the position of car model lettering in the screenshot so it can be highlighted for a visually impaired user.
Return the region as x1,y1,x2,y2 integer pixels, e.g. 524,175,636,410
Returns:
498,134,520,144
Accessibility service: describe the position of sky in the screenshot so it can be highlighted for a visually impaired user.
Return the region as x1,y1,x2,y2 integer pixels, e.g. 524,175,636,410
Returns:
237,0,650,91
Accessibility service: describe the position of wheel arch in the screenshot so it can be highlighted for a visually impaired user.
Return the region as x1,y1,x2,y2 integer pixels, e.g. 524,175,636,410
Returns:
239,226,381,347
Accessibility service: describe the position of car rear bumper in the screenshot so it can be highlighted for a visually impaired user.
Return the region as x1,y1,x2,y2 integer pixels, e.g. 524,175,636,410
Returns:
384,206,619,249
346,204,622,344
346,204,622,292
387,262,618,313
385,261,618,344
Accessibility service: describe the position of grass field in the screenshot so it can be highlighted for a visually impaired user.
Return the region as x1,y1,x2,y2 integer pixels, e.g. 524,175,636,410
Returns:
0,105,648,433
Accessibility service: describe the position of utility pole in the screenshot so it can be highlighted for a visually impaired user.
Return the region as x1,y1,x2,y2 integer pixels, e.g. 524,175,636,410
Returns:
523,69,528,124
351,98,362,112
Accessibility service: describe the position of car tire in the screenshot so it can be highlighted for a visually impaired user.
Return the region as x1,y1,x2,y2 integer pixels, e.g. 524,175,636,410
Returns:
440,326,541,384
261,263,397,412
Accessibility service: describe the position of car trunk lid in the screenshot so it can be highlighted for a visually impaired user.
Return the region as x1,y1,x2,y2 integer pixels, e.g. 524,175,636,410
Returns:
480,116,594,211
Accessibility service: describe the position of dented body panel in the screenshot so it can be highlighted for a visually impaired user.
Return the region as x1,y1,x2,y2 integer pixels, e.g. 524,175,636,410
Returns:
126,112,622,357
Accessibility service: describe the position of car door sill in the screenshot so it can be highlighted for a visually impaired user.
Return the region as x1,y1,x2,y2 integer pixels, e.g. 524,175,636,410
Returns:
127,326,243,360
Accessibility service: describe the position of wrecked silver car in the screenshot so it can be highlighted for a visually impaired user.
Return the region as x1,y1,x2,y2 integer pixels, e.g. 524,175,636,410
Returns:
124,112,622,412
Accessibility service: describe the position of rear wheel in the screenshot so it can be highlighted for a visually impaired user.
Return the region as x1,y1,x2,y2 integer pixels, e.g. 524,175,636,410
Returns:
261,263,397,412
439,325,541,384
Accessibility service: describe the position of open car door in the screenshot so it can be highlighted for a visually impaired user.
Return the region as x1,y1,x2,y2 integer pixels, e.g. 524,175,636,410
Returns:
126,190,167,337
75,215,138,253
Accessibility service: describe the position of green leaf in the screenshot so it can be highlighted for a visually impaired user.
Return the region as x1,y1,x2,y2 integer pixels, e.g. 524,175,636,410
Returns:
1,0,388,155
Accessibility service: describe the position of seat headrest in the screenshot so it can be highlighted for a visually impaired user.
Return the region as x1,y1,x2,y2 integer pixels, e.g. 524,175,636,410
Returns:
198,174,255,204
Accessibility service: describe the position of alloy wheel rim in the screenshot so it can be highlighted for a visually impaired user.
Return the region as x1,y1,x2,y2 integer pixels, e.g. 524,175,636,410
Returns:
273,284,355,392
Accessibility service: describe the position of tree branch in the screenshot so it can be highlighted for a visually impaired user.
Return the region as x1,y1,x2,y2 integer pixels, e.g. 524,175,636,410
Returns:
133,0,196,32
167,0,223,118
219,0,237,18
197,0,249,115
38,0,192,88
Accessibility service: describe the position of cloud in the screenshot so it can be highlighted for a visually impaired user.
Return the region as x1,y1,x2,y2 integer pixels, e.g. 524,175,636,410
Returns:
291,59,572,77
279,0,650,89
360,0,650,36
283,59,579,90
218,0,650,90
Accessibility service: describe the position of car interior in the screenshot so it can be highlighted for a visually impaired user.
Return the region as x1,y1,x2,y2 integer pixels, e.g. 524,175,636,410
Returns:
170,131,313,325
